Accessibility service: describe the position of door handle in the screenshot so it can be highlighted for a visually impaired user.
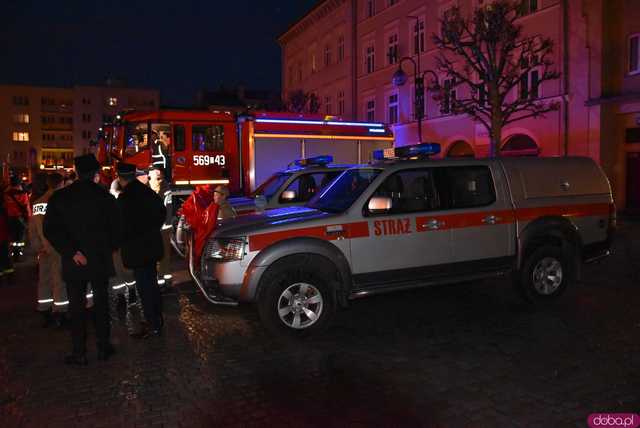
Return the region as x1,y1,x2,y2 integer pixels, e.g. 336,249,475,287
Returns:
482,215,501,225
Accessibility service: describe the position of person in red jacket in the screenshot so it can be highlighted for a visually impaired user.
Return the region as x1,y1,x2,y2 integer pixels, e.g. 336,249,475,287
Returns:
0,182,11,277
4,176,30,260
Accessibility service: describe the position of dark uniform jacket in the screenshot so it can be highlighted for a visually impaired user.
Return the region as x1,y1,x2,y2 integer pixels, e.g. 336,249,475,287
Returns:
118,180,166,269
43,179,121,281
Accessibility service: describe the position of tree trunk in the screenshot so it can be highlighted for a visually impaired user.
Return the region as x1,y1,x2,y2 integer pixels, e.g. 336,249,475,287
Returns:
489,116,502,158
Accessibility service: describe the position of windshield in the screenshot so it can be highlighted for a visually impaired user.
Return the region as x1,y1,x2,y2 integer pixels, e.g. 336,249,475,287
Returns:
252,172,292,200
307,168,382,213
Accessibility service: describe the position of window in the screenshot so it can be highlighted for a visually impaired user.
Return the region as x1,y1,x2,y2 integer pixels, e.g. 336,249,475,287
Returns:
12,96,29,106
125,122,148,153
324,45,331,67
338,36,345,63
325,96,332,115
478,81,489,106
520,69,540,100
12,132,29,142
337,91,345,116
82,97,92,105
174,125,185,151
441,7,456,37
412,83,425,120
280,172,342,204
366,0,375,17
517,0,538,16
442,166,496,209
388,0,398,6
365,44,375,74
388,93,399,124
82,113,92,123
41,97,55,106
369,168,441,215
108,97,118,107
387,33,399,65
441,78,457,114
630,34,640,74
413,19,425,54
13,114,29,124
192,125,224,152
366,99,376,122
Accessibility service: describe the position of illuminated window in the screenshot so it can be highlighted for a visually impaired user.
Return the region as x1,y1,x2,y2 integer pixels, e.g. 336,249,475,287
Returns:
13,114,30,124
630,34,640,74
388,93,399,124
387,33,399,65
12,132,29,142
108,97,118,106
338,36,345,63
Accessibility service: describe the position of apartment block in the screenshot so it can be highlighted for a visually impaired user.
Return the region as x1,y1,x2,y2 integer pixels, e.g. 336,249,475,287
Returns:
0,83,158,176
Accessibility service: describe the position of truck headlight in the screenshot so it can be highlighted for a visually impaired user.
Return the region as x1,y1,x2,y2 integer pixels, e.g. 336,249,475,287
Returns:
204,237,245,261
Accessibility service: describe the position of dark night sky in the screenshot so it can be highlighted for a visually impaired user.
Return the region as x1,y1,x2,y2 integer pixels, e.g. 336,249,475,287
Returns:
0,0,318,106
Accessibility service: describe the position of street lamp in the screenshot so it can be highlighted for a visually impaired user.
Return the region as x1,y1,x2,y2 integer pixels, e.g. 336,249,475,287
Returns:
392,56,439,144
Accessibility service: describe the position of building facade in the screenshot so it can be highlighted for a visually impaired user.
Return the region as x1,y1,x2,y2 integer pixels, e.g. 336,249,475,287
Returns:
0,83,158,176
280,0,640,211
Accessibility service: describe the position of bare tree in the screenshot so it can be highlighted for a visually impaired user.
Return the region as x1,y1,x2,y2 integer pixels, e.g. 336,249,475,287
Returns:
432,0,560,156
285,90,321,114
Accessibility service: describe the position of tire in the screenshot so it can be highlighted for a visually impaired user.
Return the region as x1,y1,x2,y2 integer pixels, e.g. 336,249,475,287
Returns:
515,245,573,303
257,255,336,339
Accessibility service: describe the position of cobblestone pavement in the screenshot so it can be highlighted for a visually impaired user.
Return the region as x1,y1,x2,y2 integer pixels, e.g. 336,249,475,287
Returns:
1,221,639,428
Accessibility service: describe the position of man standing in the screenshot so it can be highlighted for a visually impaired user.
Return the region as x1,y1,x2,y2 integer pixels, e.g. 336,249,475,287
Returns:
149,166,173,287
31,173,68,326
44,155,121,365
4,175,30,261
117,163,166,337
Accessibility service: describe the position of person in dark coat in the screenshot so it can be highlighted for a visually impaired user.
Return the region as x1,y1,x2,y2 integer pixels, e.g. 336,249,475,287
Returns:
43,155,121,365
116,163,166,337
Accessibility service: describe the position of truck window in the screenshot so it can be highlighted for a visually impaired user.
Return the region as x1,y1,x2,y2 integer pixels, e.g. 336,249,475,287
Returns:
279,172,336,203
368,168,441,215
125,122,149,154
174,125,185,152
441,166,496,209
192,125,224,152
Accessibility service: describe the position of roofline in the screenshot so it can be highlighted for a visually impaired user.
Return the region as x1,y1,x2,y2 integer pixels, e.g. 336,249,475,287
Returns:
277,0,332,44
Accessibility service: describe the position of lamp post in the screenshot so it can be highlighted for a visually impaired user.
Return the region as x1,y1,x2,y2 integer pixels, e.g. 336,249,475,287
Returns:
392,57,439,145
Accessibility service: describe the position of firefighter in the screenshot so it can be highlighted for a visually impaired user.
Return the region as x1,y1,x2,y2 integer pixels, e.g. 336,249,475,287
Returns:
31,173,68,327
213,185,236,220
43,154,121,365
149,166,173,288
117,163,166,338
4,175,30,261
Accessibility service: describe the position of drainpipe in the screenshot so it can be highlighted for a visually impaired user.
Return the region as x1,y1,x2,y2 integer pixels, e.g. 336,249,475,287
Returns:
563,0,570,156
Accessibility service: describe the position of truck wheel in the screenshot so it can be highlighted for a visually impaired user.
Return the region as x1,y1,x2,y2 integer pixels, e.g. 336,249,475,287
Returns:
517,245,572,302
258,258,336,338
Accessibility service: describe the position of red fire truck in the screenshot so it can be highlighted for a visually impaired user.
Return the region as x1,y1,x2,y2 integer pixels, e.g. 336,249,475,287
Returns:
96,109,394,198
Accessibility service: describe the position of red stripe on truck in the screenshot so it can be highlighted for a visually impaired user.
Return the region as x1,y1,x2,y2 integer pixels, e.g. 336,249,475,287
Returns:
249,222,370,252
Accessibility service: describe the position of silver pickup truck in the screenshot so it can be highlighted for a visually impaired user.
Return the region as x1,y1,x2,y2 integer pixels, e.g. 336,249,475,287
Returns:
190,146,615,337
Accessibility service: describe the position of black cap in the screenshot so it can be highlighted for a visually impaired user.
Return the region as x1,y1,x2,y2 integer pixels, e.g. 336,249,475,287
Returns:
116,162,136,177
74,154,100,176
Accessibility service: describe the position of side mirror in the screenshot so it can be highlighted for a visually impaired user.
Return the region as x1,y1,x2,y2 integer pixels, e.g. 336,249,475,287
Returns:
368,196,392,213
281,190,297,201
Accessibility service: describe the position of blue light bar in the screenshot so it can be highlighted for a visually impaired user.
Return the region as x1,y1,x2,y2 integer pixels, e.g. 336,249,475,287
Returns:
373,143,441,160
368,128,386,133
294,155,334,167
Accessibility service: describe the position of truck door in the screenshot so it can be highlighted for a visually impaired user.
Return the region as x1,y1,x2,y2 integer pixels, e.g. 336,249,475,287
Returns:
350,168,452,286
172,124,187,184
439,164,514,272
190,123,229,184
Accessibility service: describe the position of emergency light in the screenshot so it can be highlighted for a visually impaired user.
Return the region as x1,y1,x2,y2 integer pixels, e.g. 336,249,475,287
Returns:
293,155,334,167
373,143,441,160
